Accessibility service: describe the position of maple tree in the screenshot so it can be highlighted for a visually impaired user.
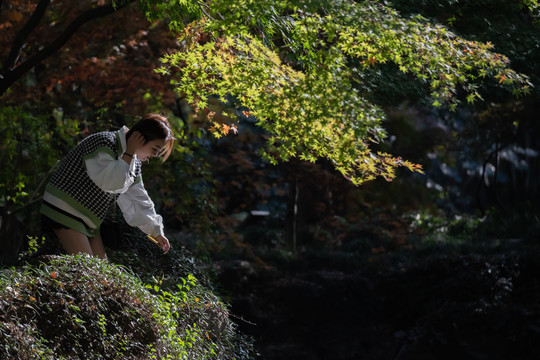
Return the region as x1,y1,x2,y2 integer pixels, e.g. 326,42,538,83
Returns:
1,0,533,186
154,0,532,185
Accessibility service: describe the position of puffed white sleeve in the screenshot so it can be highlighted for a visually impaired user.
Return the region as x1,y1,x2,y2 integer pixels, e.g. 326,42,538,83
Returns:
116,178,164,238
85,152,136,193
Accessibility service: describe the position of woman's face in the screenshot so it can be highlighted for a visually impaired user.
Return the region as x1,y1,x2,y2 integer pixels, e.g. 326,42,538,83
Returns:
136,138,167,161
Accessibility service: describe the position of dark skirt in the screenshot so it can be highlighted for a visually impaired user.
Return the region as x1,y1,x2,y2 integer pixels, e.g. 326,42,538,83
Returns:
40,198,101,237
41,213,72,232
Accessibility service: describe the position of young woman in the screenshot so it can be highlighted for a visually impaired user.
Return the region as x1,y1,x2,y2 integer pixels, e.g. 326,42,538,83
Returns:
41,114,174,259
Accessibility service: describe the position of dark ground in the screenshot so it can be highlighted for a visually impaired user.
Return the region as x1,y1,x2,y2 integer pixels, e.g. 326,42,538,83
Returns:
216,238,540,360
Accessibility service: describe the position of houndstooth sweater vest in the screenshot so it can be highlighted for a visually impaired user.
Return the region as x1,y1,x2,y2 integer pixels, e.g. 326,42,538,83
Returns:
45,131,142,227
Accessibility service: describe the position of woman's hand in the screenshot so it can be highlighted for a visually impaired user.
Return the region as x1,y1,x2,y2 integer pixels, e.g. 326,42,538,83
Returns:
126,131,146,155
154,234,171,254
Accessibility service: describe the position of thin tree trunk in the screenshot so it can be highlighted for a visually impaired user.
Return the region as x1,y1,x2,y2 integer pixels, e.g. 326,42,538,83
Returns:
286,178,299,253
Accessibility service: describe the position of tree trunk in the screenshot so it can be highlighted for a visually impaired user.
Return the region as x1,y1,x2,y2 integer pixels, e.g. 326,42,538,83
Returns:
286,178,299,253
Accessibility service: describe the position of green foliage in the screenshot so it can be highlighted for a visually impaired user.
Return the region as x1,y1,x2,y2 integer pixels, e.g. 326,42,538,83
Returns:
0,106,79,214
0,106,80,264
93,220,256,358
156,0,531,185
0,255,255,359
157,27,420,185
523,0,540,18
26,235,47,255
387,0,540,101
119,0,202,32
0,255,162,359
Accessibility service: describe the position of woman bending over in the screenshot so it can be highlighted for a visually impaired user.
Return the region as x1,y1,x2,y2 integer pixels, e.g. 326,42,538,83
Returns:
41,114,174,259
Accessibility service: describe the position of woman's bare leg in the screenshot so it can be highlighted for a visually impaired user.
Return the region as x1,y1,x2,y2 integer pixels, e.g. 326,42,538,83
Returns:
89,234,107,260
54,228,93,256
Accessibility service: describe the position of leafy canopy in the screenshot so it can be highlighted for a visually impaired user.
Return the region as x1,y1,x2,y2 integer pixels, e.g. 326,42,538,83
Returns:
142,0,531,185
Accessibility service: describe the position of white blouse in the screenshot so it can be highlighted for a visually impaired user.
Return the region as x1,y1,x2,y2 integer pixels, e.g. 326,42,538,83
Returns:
44,126,164,238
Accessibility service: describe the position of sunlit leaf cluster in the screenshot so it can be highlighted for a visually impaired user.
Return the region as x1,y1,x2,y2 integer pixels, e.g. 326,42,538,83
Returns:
156,0,530,184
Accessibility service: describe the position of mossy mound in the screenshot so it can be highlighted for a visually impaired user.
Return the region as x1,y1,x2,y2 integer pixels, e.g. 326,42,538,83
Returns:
0,254,255,359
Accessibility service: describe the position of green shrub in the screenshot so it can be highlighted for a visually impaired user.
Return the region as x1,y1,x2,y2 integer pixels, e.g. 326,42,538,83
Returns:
0,255,256,359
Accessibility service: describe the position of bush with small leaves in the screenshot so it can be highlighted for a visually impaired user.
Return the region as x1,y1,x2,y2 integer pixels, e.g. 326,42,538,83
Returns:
0,254,256,359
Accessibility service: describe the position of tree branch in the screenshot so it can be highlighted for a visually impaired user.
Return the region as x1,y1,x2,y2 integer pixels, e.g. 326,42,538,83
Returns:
0,1,135,97
2,0,51,72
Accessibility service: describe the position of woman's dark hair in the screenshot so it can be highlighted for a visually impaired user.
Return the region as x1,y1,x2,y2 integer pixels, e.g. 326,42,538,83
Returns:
126,114,175,162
